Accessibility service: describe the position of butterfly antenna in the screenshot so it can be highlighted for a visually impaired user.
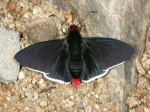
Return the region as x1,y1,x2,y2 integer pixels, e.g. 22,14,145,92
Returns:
72,12,76,24
49,14,70,26
77,10,98,25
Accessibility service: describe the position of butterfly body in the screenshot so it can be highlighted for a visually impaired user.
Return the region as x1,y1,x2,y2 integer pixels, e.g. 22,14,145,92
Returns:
67,24,83,87
15,24,135,88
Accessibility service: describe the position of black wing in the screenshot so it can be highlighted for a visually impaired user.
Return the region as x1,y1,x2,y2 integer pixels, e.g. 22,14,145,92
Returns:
15,39,71,84
82,37,135,82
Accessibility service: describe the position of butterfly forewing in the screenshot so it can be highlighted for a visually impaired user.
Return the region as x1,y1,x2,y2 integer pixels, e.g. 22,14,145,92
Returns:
15,39,71,83
82,37,135,82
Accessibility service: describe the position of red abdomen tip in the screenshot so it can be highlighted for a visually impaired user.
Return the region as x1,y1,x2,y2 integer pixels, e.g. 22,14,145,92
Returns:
72,78,80,88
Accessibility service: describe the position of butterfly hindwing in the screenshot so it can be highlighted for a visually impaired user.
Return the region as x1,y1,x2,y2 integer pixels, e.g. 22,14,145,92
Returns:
82,37,135,82
15,39,71,83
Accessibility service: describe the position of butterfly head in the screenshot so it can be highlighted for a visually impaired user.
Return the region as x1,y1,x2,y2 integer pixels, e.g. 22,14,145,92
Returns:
68,24,79,32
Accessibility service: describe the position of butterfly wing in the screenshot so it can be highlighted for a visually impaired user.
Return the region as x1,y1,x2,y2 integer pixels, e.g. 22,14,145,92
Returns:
15,39,71,84
82,37,135,82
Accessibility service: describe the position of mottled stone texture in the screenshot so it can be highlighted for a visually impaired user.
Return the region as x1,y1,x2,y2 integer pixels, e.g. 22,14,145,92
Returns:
0,28,20,84
51,0,150,112
24,19,59,43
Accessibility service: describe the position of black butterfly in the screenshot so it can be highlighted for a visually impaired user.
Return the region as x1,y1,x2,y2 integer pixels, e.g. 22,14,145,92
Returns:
15,24,135,88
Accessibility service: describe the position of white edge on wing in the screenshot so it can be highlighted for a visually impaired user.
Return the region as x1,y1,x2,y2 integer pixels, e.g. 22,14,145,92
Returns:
82,62,125,83
26,67,71,84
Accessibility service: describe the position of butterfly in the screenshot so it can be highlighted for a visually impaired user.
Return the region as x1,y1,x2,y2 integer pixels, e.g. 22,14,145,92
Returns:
15,24,135,88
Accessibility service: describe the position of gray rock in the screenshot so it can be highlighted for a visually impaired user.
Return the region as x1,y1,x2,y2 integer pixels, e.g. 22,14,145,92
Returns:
24,18,59,43
51,0,150,112
0,28,20,84
78,102,84,109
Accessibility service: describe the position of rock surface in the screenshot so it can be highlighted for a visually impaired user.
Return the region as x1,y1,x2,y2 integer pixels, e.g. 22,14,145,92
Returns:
51,0,150,112
24,18,59,43
0,28,20,84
